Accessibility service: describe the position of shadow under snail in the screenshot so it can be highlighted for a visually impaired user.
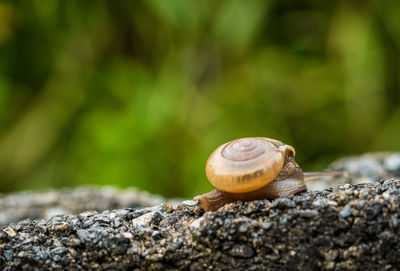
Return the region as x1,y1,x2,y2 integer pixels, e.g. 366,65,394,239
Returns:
194,137,346,211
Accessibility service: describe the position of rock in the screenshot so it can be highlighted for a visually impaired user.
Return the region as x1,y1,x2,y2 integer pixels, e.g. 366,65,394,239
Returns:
228,244,254,258
1,153,400,270
45,207,69,220
307,152,400,190
312,199,327,208
384,154,400,172
0,178,399,270
0,186,180,227
338,205,352,218
2,227,16,238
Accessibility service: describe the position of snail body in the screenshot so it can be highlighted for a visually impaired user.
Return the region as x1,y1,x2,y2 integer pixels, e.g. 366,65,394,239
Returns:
195,137,343,211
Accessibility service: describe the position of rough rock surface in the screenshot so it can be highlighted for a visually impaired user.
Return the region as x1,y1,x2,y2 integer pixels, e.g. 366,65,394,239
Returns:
1,152,399,227
307,152,400,190
0,186,179,227
1,153,400,270
1,179,399,270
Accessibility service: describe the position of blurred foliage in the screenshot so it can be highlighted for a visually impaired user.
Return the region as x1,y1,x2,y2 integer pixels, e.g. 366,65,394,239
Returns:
0,0,399,197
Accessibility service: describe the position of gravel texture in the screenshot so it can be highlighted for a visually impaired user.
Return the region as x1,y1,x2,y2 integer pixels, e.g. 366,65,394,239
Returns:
1,153,400,270
2,153,398,227
306,152,400,190
1,179,399,270
0,186,179,227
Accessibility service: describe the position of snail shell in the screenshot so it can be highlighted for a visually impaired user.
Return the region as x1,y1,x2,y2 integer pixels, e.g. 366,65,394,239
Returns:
206,137,295,193
194,137,304,211
195,137,346,211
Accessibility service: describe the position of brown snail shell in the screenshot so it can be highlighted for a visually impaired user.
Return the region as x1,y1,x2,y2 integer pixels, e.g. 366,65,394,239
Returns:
194,137,345,212
206,137,295,193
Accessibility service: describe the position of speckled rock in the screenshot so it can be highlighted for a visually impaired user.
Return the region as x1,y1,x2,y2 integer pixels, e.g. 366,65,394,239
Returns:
2,153,399,227
1,153,400,270
0,186,180,227
307,152,400,190
1,179,399,270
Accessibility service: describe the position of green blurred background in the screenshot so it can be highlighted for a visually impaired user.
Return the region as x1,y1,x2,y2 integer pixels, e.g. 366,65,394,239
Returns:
0,0,399,198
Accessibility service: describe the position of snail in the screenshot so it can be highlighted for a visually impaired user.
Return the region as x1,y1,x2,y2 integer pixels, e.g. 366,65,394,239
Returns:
194,137,346,211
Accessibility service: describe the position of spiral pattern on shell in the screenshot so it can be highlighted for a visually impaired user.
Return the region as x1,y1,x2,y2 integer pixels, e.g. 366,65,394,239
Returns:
221,138,266,161
206,137,290,193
